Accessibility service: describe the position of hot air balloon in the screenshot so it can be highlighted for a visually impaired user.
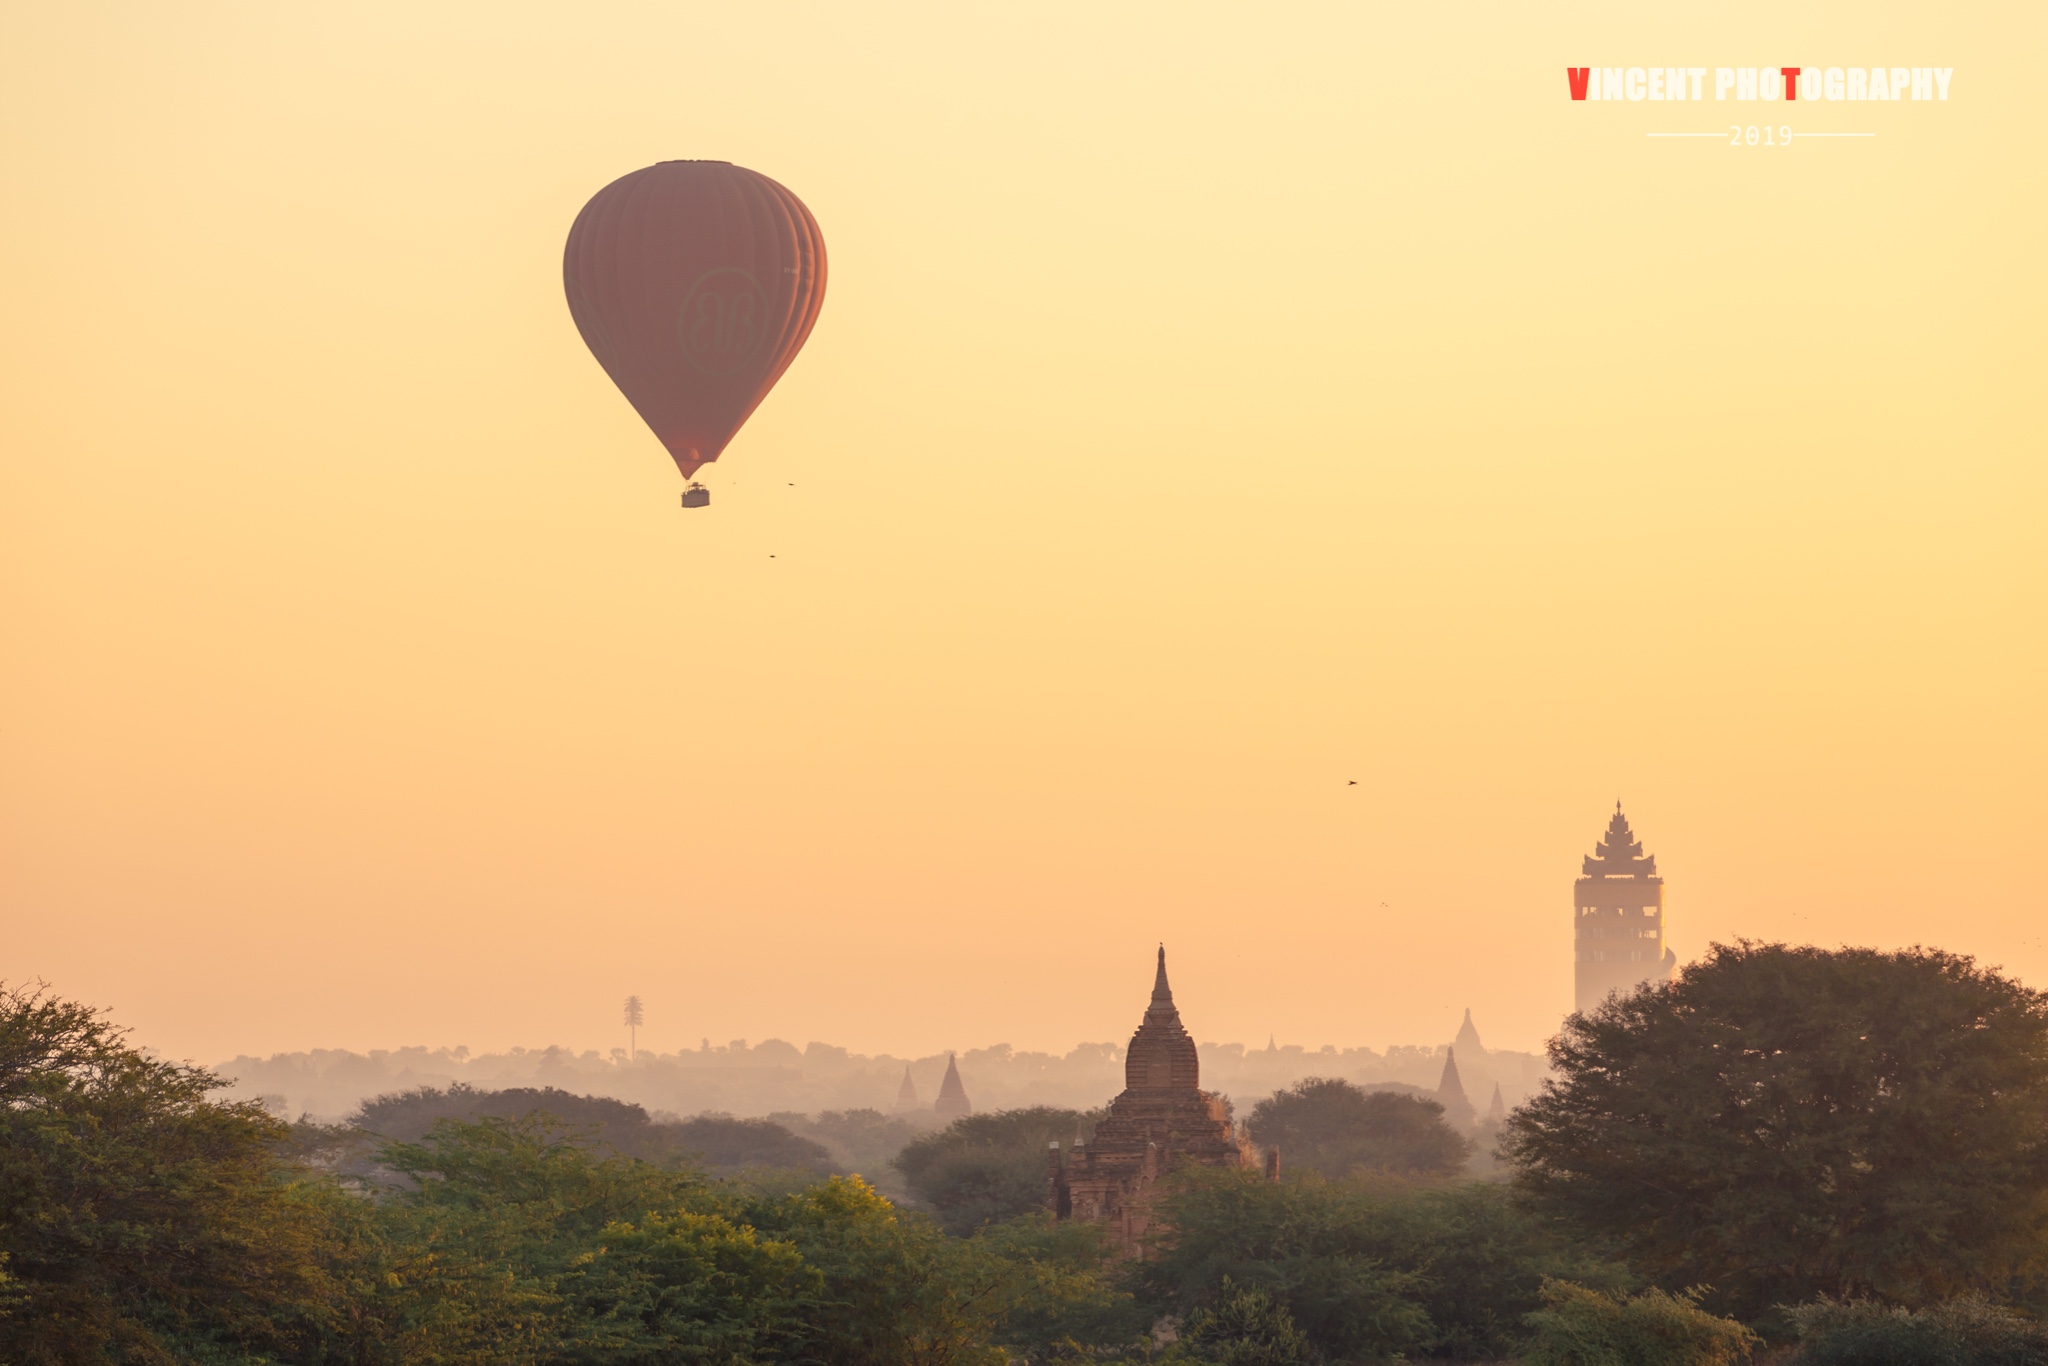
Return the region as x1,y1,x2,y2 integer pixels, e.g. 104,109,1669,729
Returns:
563,162,827,508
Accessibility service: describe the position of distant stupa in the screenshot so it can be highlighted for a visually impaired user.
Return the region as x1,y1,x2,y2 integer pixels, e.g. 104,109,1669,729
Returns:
1452,1008,1493,1107
892,1064,921,1114
1436,1046,1477,1129
1488,1081,1507,1123
934,1053,973,1118
1453,1007,1487,1062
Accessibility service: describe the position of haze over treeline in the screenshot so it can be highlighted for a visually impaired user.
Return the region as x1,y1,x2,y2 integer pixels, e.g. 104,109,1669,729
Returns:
219,1028,1544,1123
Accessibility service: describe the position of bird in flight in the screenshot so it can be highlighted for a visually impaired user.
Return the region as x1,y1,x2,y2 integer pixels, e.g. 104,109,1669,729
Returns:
1347,780,1357,785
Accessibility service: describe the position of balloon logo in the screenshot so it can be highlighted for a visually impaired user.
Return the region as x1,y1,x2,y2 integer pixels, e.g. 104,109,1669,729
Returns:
680,268,770,376
564,162,827,491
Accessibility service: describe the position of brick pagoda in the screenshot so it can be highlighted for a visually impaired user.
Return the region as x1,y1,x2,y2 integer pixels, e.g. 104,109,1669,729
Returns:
1048,947,1257,1257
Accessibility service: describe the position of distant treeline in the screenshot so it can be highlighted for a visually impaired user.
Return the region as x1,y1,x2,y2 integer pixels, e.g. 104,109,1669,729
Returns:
219,1033,1546,1122
334,1082,933,1204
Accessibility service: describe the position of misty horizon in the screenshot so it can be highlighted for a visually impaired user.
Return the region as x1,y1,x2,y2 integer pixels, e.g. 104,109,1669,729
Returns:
215,1020,1548,1125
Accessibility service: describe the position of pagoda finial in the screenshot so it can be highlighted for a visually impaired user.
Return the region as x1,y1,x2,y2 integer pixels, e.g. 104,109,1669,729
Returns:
1152,944,1173,1007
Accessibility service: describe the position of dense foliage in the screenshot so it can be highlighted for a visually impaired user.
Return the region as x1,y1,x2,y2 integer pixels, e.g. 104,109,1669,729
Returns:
1246,1078,1471,1179
0,984,1119,1365
1184,1277,1314,1366
1522,1282,1758,1366
1505,943,2048,1316
0,982,330,1363
894,1106,1100,1235
1787,1295,2048,1366
357,1083,838,1174
1139,1167,1627,1362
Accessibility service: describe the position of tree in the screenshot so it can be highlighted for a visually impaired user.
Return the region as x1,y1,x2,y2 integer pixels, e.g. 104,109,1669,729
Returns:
0,981,335,1364
1786,1294,2048,1366
353,1084,836,1176
661,1114,838,1177
325,1116,1122,1366
1185,1277,1314,1366
1247,1078,1473,1179
1141,1168,1620,1362
1504,943,2048,1315
740,1175,1112,1366
1522,1282,1758,1366
893,1107,1097,1235
557,1210,813,1363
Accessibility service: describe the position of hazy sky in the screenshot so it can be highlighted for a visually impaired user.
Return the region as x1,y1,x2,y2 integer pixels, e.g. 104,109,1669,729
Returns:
3,2,2042,1066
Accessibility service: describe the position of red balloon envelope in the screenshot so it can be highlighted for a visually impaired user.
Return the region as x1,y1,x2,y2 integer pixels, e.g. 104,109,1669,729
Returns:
563,161,827,480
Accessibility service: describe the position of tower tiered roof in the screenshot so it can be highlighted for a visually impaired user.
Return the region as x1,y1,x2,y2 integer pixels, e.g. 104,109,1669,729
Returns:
1583,801,1659,878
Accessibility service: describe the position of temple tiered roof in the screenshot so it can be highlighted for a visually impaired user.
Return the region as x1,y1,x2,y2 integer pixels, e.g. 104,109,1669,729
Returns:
1124,946,1201,1091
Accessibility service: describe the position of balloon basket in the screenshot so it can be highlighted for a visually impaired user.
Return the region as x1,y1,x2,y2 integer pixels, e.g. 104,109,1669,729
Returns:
680,483,710,509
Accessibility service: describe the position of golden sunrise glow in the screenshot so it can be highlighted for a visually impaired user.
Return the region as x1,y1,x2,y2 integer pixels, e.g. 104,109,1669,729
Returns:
1,1,2042,1066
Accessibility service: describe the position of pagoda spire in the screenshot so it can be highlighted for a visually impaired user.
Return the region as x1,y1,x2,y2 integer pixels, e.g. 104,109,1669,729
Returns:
1125,947,1200,1090
934,1052,972,1118
1438,1047,1468,1106
1436,1046,1477,1128
1453,1007,1486,1061
892,1064,920,1113
1150,944,1175,1014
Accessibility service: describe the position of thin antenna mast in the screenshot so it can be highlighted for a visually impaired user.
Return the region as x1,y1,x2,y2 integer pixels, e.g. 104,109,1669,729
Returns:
622,995,645,1060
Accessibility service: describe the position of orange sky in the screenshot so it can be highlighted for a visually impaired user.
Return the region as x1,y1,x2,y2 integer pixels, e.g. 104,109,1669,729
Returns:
2,2,2042,1067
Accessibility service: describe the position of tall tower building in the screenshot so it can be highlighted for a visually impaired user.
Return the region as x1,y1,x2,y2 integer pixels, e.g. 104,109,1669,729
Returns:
1573,803,1677,1014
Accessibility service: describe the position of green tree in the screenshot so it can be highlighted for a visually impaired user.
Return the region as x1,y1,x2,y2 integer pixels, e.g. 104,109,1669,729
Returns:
1247,1078,1472,1179
331,1121,1122,1366
354,1085,835,1176
741,1176,1109,1366
329,1114,727,1363
1523,1282,1757,1366
1185,1277,1313,1366
1403,1179,1630,1359
557,1210,816,1363
0,981,337,1365
1142,1168,1623,1362
1504,943,2048,1316
1787,1294,2048,1366
892,1107,1096,1235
